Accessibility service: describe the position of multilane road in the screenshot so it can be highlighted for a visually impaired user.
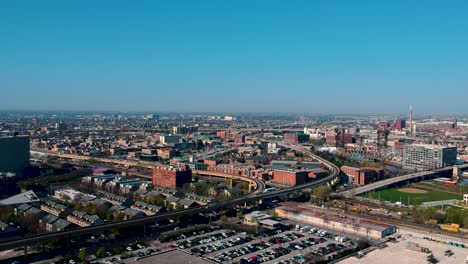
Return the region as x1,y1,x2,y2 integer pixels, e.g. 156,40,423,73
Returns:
0,145,339,251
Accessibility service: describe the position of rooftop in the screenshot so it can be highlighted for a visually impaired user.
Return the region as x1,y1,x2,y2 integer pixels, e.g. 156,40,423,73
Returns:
406,144,455,150
279,202,395,232
0,191,40,207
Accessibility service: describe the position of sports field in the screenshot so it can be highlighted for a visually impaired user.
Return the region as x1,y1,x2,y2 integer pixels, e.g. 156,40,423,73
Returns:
364,187,463,206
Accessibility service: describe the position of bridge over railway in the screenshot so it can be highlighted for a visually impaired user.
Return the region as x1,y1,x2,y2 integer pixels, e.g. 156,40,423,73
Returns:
340,163,468,197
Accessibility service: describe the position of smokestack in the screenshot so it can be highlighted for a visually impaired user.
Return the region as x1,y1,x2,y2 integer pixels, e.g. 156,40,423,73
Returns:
409,104,413,136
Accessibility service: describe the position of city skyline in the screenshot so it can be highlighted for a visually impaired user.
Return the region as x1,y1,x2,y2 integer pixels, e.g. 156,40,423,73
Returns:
1,1,468,113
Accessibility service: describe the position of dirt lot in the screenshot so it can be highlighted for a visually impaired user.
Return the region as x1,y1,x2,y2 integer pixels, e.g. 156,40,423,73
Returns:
398,188,427,194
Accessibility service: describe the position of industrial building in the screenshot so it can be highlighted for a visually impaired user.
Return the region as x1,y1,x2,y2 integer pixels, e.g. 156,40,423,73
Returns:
275,202,396,239
326,129,353,147
172,125,198,135
403,144,457,170
0,135,30,175
160,135,182,144
394,119,406,131
283,133,310,144
341,166,384,185
273,169,308,186
152,165,192,189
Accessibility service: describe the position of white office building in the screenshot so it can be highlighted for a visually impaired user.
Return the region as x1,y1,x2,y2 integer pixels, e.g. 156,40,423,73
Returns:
403,144,457,171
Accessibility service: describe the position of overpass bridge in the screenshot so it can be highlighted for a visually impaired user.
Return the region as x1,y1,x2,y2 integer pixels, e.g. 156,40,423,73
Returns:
192,170,265,193
0,144,339,251
0,165,336,251
31,149,265,192
340,163,468,197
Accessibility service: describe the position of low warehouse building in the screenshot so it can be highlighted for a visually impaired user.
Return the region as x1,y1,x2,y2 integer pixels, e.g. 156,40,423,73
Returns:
275,202,396,239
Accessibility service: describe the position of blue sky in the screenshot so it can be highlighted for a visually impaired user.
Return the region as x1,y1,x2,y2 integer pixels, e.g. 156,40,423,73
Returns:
1,1,467,114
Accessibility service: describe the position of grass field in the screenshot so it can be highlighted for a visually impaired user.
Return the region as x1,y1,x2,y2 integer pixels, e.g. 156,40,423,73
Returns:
424,181,468,193
364,187,463,206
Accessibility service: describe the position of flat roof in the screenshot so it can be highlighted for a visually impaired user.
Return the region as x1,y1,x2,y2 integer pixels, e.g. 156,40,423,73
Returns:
259,219,281,226
279,202,395,232
0,191,40,206
407,144,455,150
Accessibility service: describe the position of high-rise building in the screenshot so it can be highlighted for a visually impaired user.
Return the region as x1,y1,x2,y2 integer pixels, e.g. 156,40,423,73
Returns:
452,119,458,129
0,135,30,174
403,144,457,171
325,129,353,147
283,133,310,144
378,122,390,131
152,165,192,189
394,120,406,131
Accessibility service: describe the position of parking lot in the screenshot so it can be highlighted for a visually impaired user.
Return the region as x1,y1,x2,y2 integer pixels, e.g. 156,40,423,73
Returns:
234,229,353,264
83,221,364,264
157,224,359,264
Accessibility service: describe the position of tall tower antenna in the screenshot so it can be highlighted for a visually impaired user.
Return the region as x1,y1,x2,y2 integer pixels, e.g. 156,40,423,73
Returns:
409,104,413,136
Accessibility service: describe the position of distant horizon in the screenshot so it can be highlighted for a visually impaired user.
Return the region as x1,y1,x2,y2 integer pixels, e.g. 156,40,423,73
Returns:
0,108,465,118
1,1,468,114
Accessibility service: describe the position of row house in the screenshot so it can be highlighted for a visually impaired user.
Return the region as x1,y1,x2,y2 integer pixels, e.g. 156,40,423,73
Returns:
184,193,215,205
39,214,72,232
66,210,104,227
40,200,69,217
131,201,162,216
14,204,44,218
101,193,133,206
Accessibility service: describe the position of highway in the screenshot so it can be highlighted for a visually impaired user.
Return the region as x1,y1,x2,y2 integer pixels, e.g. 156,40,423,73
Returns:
0,144,339,251
340,163,468,197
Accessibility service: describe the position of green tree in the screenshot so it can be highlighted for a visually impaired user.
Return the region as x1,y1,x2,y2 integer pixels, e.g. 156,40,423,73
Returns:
113,246,123,255
221,215,228,222
111,228,121,236
95,247,106,258
312,185,331,204
150,197,165,207
78,249,87,263
174,202,183,211
236,211,244,219
106,213,114,223
116,212,125,221
6,213,15,223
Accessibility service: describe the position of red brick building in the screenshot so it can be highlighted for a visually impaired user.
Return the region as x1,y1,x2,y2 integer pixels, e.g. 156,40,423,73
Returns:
157,149,175,159
273,169,308,186
204,159,218,167
283,133,310,144
217,131,228,140
307,168,328,179
326,129,353,147
394,120,406,131
216,131,245,143
152,165,192,189
378,122,390,130
230,133,245,143
341,166,384,185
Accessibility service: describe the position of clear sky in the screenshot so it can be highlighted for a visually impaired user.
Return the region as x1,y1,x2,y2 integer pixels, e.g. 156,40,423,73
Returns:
1,1,467,114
